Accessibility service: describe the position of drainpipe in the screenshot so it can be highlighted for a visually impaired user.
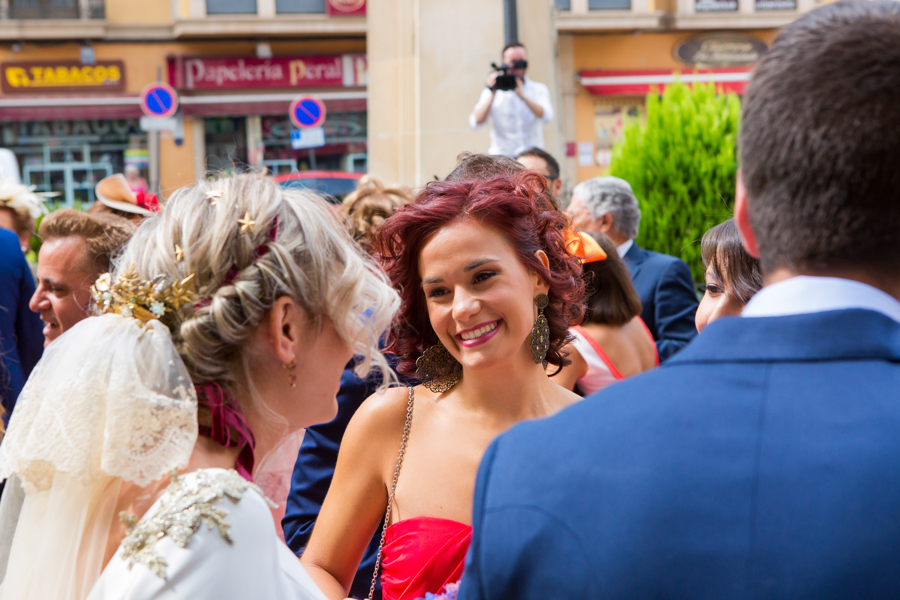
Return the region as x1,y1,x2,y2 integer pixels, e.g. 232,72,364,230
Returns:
504,0,519,44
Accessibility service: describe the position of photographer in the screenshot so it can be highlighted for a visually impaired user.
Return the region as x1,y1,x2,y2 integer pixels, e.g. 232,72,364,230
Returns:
469,42,554,157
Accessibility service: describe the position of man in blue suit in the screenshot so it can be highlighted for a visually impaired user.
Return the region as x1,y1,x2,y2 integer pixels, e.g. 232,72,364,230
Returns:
0,228,42,424
567,177,697,361
458,3,900,598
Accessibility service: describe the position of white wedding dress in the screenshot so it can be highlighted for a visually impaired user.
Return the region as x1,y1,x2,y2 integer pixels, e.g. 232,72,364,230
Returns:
0,315,329,600
89,469,328,600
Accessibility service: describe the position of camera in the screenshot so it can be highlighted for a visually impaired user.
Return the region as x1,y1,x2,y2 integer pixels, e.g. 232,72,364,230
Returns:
490,60,527,92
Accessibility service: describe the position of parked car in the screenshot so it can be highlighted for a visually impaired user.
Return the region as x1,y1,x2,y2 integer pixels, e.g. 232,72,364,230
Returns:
274,171,362,202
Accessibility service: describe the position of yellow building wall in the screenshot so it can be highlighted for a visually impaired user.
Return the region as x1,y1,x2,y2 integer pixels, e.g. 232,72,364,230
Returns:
105,0,173,24
571,30,777,183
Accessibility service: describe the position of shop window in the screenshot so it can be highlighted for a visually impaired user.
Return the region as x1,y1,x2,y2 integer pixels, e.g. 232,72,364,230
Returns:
205,117,249,173
2,119,147,206
276,0,325,13
554,0,571,9
588,0,631,9
260,112,367,175
206,0,257,14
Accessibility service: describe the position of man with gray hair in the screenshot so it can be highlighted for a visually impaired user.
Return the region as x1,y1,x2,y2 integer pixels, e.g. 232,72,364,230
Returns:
568,176,697,360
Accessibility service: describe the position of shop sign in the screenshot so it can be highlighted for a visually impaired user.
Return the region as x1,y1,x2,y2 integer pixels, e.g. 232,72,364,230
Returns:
326,0,365,15
1,60,126,94
168,54,367,91
755,0,796,9
675,35,768,67
695,0,737,11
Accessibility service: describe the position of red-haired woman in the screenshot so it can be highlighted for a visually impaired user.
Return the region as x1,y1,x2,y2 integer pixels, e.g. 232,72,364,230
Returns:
301,173,585,600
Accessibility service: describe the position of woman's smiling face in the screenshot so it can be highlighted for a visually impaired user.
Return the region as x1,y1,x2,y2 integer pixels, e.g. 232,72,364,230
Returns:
419,218,547,372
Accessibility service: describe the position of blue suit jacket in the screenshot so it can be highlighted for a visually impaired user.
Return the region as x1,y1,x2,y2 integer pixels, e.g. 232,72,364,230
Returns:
623,243,698,362
0,229,42,423
458,310,900,600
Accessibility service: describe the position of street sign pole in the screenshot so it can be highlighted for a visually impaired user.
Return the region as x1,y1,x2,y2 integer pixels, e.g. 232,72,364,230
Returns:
141,76,179,196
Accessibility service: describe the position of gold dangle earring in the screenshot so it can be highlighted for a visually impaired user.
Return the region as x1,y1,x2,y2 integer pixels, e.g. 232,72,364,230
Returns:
283,358,297,388
531,293,550,364
415,342,462,393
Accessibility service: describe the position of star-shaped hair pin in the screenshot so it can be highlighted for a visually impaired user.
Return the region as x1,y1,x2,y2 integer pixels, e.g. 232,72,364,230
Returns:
237,212,256,233
174,244,183,263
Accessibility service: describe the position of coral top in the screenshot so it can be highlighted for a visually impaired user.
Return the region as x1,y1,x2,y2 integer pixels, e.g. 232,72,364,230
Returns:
569,320,658,395
380,516,472,600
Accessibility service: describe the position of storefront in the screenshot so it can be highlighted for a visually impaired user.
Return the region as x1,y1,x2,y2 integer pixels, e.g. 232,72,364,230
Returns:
167,53,368,176
568,31,776,181
0,59,148,204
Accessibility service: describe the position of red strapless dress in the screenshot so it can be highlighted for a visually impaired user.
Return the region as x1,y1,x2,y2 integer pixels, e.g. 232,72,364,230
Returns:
380,516,472,600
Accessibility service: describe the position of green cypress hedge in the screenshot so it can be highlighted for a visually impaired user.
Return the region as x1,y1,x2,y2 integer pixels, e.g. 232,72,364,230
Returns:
609,80,741,287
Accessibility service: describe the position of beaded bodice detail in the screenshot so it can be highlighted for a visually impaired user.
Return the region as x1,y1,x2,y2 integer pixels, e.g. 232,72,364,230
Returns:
118,469,275,579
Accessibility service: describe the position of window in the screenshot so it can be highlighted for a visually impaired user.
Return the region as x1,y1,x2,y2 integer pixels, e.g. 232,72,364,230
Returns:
206,0,257,14
554,0,571,9
276,0,325,13
588,0,631,8
10,0,77,19
8,0,105,18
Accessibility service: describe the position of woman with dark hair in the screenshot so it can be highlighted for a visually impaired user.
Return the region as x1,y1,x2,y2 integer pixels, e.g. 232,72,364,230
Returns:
695,218,763,332
555,232,658,394
301,172,584,600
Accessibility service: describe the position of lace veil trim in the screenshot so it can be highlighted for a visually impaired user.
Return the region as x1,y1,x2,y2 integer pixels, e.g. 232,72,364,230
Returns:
0,314,198,494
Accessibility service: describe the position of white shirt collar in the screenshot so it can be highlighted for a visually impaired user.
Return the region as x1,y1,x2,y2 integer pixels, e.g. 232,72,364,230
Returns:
616,239,634,258
742,276,900,322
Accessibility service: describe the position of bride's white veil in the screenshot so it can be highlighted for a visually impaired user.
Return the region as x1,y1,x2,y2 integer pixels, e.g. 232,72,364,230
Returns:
0,313,198,600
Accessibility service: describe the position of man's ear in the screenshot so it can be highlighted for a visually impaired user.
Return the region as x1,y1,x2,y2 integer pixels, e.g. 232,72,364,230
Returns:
267,296,303,364
734,170,760,258
596,213,614,235
552,178,563,198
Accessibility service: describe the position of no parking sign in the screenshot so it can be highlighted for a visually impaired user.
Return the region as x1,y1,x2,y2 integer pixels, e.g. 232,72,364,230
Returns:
140,82,179,119
289,95,327,129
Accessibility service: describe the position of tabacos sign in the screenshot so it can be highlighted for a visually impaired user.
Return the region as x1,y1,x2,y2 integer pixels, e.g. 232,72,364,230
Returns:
167,54,367,90
1,60,126,93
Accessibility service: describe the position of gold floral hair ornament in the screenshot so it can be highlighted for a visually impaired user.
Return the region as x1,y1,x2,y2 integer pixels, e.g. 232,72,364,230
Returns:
92,267,196,324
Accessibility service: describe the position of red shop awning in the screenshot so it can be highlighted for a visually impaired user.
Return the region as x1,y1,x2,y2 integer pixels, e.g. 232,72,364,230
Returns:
0,95,142,121
179,90,366,118
0,90,367,122
579,67,753,96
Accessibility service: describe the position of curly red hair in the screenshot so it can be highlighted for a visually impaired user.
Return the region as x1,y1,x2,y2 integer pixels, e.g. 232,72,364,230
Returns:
376,172,585,375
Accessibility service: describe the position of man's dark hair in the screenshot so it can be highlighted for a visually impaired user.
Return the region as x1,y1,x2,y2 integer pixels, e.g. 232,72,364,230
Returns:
516,147,560,180
444,152,523,182
502,42,526,55
740,0,900,275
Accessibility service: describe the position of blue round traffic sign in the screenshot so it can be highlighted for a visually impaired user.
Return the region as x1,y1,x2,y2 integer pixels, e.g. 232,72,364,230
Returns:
289,95,327,129
140,83,179,119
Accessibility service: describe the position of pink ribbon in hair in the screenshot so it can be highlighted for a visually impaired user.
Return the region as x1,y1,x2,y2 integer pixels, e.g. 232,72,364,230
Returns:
195,381,256,481
194,216,281,307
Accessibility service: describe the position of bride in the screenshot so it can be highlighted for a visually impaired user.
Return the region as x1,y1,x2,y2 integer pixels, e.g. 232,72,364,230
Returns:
0,174,399,600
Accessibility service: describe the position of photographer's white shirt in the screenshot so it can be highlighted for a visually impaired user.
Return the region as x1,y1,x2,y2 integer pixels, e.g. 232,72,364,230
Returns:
469,76,554,157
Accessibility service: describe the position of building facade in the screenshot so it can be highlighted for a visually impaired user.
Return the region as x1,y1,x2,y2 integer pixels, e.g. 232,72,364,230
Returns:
0,0,831,200
0,0,366,200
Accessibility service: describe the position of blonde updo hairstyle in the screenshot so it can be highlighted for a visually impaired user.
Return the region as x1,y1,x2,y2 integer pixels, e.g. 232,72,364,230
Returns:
115,173,400,428
342,176,412,252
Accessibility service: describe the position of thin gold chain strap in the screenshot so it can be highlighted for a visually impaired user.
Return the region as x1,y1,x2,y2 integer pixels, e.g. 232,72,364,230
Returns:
368,386,415,600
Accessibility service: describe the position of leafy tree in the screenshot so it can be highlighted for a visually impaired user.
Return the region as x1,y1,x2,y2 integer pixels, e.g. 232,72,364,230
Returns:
610,80,740,286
